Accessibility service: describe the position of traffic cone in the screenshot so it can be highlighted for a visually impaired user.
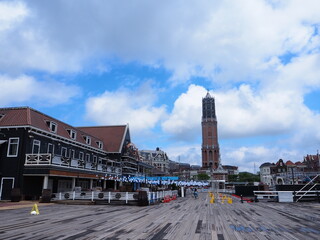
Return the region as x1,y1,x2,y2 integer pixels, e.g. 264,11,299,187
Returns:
30,204,40,215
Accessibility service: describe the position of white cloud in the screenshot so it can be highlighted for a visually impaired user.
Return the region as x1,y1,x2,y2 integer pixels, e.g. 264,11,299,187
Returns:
85,82,167,132
165,145,202,166
162,84,206,140
0,1,28,31
221,146,301,173
0,74,81,106
1,0,319,82
163,80,320,144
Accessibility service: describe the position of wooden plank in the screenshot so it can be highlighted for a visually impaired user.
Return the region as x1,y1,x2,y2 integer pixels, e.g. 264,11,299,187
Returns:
0,192,320,239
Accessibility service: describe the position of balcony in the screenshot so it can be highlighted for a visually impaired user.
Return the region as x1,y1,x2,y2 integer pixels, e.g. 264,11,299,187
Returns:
25,153,122,175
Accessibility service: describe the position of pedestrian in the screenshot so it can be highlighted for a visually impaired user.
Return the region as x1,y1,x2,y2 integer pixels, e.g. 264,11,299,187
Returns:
194,188,198,199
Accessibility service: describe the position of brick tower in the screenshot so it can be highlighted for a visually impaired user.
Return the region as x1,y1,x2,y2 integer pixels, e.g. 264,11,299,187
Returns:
201,91,220,169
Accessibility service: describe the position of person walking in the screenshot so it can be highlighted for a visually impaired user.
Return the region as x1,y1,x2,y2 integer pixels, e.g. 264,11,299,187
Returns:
194,188,198,199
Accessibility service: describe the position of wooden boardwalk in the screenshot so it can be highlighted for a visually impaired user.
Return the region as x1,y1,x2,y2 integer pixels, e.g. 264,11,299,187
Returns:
0,192,320,240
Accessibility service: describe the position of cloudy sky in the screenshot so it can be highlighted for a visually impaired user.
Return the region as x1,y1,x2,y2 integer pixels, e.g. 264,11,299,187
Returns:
1,0,320,172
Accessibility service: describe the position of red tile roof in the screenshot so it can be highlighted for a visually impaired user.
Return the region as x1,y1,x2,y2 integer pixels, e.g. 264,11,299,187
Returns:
0,107,104,150
286,160,294,166
77,125,127,153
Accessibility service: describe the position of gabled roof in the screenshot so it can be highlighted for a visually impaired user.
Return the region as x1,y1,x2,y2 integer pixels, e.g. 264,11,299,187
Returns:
0,107,104,150
286,160,295,166
77,125,127,153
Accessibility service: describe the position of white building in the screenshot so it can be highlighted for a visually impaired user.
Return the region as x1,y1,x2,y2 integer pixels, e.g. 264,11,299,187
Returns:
139,148,170,174
259,162,274,186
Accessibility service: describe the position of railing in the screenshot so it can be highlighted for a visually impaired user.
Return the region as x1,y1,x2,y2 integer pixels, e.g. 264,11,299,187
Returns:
254,191,279,200
51,190,178,205
25,153,51,164
254,190,320,202
25,154,122,175
295,175,319,202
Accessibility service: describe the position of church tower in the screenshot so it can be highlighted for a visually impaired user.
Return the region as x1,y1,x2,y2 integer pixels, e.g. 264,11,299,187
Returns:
202,91,220,169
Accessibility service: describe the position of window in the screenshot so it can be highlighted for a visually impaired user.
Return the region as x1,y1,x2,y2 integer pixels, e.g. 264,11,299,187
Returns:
70,149,75,159
46,121,57,133
7,138,19,157
47,143,55,154
85,153,90,162
83,136,91,145
93,155,97,163
79,152,84,160
32,140,41,154
96,141,103,149
61,147,67,157
67,129,77,140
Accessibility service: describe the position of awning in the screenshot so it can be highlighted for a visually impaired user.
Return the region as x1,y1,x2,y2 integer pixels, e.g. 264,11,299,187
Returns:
0,140,7,145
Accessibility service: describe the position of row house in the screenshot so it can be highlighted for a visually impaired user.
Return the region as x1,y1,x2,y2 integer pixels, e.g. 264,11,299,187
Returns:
0,107,150,200
259,155,320,186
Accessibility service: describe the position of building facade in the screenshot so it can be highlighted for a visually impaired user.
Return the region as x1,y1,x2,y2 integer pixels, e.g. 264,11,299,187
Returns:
0,107,151,200
201,92,220,169
259,155,320,187
139,147,169,174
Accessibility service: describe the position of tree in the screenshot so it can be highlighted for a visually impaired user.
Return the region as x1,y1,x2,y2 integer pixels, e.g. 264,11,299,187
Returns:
238,172,260,182
197,173,210,180
228,172,259,182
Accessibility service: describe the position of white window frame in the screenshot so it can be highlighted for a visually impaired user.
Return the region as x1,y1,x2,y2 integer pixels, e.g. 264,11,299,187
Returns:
67,129,77,140
47,143,55,154
70,149,75,159
84,136,91,145
32,140,41,154
7,137,19,157
93,155,97,163
49,121,57,133
85,153,90,162
61,147,67,157
96,141,103,149
79,152,84,160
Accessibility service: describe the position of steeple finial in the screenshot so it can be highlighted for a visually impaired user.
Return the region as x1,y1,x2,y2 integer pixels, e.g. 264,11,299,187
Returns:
205,90,212,98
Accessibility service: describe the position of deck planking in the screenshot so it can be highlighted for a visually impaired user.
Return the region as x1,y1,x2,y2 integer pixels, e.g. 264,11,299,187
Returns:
0,192,320,240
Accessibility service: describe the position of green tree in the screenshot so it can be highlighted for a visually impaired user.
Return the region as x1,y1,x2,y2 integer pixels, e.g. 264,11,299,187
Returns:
228,174,239,182
197,173,210,180
238,172,260,182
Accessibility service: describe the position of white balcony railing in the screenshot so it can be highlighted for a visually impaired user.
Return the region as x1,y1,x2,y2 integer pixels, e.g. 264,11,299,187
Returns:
25,153,121,174
25,153,51,164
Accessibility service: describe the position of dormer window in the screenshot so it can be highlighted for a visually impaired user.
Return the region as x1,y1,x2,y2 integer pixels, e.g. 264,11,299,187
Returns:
83,136,91,145
0,113,4,121
96,141,103,149
67,129,77,140
46,120,57,133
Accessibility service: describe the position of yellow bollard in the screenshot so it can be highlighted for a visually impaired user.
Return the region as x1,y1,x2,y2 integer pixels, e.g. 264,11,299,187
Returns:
30,204,40,215
210,196,215,204
227,197,233,204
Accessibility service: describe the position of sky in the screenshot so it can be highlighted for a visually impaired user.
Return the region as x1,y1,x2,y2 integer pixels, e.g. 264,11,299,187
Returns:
1,0,320,173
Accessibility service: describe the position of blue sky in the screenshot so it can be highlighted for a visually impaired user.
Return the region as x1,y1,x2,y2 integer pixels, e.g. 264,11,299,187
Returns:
1,0,320,172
